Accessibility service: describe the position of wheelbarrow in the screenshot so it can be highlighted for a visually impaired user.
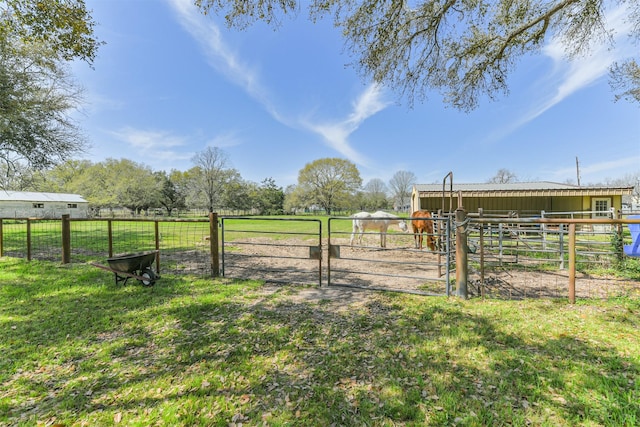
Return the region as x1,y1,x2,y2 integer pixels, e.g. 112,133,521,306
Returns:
92,250,160,286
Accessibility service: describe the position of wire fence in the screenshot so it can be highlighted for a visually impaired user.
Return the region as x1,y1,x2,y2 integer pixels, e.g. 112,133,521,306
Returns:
0,217,214,277
1,214,639,301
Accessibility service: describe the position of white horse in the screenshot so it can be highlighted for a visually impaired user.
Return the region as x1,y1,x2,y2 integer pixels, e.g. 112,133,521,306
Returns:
350,210,408,247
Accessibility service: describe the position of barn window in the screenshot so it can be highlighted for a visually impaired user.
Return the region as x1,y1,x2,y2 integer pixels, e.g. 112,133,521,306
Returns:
67,203,77,208
33,203,44,209
592,198,611,218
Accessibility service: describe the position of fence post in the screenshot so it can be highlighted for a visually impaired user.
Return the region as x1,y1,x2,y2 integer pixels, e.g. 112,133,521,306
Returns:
154,220,161,274
209,212,220,277
568,223,576,304
0,219,3,257
107,219,113,258
26,219,32,261
62,214,71,264
478,208,484,298
455,207,468,299
559,224,565,269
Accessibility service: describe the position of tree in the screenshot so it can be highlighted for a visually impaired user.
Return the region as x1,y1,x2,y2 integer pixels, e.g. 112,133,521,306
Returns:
197,0,640,110
0,0,102,172
58,158,159,215
219,170,254,211
610,60,640,104
597,170,640,207
296,157,362,214
362,178,389,210
156,171,186,216
255,177,285,215
0,41,85,170
388,170,416,212
88,159,159,214
283,184,303,214
0,0,101,65
488,169,518,184
114,161,160,214
191,146,231,212
0,160,38,190
40,159,93,193
169,169,197,211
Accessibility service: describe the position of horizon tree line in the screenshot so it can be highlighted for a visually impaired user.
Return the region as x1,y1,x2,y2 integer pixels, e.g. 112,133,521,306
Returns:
2,150,638,216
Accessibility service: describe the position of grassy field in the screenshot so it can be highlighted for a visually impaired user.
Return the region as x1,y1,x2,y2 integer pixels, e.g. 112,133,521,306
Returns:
1,257,639,426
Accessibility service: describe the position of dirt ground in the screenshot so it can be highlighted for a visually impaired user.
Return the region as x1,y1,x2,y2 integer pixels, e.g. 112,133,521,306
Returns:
214,236,640,301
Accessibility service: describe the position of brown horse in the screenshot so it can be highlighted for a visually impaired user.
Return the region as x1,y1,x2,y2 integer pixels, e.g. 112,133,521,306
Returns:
411,210,437,251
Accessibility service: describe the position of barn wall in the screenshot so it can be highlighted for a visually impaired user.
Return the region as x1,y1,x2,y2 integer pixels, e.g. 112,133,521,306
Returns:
0,202,88,218
550,196,583,212
416,195,619,216
413,188,629,217
418,196,552,215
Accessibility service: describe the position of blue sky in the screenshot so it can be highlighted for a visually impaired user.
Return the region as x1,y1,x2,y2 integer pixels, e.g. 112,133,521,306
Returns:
72,0,640,188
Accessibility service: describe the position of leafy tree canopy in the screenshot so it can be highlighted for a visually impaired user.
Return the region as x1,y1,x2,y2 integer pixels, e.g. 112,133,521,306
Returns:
0,0,102,173
0,0,102,65
296,157,362,214
197,0,640,109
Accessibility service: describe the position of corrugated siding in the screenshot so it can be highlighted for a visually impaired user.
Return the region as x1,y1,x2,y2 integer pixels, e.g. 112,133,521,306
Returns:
0,201,88,218
418,196,587,215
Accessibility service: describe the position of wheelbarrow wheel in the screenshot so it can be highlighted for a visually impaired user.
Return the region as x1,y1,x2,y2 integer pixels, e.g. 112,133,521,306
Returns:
140,267,157,286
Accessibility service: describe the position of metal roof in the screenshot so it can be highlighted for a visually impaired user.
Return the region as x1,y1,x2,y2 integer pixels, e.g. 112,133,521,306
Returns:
413,181,633,197
0,191,87,203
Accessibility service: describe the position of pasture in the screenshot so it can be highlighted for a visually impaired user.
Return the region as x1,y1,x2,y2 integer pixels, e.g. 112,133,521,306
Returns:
1,257,639,426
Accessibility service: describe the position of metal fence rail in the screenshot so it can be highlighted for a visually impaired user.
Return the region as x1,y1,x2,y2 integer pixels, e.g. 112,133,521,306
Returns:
326,216,454,295
467,216,640,301
1,213,639,302
220,217,322,286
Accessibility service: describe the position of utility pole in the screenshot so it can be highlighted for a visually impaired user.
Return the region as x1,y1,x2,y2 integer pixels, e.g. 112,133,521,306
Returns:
576,156,581,186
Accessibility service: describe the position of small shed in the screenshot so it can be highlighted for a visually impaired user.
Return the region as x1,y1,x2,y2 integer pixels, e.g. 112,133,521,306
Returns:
0,191,89,219
411,182,634,218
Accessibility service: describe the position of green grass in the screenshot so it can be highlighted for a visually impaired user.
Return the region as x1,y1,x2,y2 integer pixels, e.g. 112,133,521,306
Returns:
1,216,351,255
1,257,639,426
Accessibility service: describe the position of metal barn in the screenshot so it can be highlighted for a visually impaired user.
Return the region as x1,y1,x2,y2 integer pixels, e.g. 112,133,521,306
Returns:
411,182,633,217
0,191,89,219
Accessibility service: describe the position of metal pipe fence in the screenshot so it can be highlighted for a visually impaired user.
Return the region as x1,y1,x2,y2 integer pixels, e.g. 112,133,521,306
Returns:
1,214,639,302
326,215,453,295
220,217,322,286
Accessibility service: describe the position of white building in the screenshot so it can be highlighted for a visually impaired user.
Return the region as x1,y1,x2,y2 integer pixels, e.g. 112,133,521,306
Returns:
0,191,89,218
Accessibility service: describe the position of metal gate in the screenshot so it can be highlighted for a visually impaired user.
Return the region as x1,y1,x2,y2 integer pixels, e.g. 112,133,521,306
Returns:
220,217,323,286
326,215,454,295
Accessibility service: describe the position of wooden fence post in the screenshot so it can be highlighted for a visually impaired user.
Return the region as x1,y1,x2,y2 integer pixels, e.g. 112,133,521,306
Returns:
107,219,113,258
62,214,71,264
455,207,468,299
0,219,3,257
209,212,220,277
568,223,576,304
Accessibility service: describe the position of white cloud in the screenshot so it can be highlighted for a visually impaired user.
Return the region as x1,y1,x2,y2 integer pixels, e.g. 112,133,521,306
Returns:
109,127,193,165
166,0,391,167
166,0,284,123
548,155,640,182
303,84,390,166
111,127,186,150
206,131,243,148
